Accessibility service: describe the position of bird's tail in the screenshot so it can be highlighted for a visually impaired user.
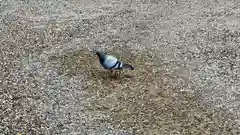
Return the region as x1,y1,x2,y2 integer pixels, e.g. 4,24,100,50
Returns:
122,63,134,70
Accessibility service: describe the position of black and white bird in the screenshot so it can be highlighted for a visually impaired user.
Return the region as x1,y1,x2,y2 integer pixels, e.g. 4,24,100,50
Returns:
95,50,134,72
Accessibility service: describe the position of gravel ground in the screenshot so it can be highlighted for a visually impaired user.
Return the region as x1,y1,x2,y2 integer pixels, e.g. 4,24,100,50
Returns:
1,0,240,135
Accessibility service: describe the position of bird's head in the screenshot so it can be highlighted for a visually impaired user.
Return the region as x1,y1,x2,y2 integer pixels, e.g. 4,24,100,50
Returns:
92,49,107,61
95,51,106,58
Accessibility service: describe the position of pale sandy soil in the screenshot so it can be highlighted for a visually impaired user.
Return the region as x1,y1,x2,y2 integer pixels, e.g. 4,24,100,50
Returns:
1,0,240,135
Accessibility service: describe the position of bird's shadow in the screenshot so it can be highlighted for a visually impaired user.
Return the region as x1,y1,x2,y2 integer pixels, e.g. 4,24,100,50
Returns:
89,69,134,81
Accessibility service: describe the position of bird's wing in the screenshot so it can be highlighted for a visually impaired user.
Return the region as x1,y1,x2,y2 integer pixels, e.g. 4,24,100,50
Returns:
103,55,119,69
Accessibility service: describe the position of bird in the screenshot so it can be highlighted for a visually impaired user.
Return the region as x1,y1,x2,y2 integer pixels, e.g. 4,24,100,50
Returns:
94,50,134,72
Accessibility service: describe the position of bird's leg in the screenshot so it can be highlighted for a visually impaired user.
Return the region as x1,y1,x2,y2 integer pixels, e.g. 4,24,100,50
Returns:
110,70,117,77
111,70,119,77
114,70,120,77
110,70,113,75
119,69,123,76
113,70,117,77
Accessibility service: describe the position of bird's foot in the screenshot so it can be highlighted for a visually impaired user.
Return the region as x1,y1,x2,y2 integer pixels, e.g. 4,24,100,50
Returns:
109,70,120,78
